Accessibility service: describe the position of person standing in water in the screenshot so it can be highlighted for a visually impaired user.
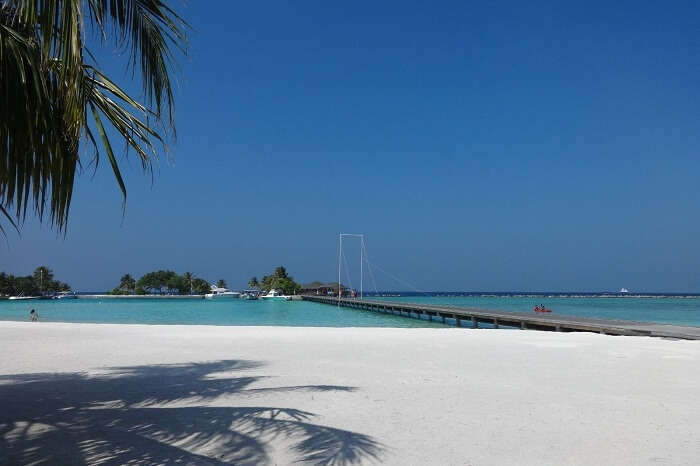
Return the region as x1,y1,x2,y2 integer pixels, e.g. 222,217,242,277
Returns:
29,309,38,322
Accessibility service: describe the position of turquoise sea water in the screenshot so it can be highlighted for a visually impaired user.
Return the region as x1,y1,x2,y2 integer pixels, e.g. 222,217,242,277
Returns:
1,296,699,327
375,296,700,327
0,298,447,327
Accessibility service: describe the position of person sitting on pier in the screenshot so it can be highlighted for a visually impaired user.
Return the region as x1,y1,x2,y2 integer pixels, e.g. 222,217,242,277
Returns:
534,305,540,313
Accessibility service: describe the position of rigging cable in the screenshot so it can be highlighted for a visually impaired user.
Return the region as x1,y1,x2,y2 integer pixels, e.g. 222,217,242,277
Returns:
361,241,379,294
341,248,354,291
363,258,425,294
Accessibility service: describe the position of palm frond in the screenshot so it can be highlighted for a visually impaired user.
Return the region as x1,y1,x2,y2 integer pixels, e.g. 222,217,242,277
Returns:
0,0,188,234
0,205,19,236
85,0,188,126
89,101,125,203
0,3,79,231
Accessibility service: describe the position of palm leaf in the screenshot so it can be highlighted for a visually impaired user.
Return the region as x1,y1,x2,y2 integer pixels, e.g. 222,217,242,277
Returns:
85,0,189,125
0,0,188,234
90,101,126,204
0,205,19,236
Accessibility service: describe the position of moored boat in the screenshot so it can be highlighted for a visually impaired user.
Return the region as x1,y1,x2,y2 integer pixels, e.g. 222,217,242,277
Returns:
8,293,38,300
240,289,260,300
261,289,291,301
205,285,241,299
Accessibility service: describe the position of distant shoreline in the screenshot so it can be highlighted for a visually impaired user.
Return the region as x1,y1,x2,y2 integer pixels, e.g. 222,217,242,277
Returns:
4,293,700,300
76,294,205,299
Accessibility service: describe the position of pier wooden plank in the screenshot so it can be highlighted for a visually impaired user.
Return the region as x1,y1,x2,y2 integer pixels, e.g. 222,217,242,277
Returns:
301,296,700,340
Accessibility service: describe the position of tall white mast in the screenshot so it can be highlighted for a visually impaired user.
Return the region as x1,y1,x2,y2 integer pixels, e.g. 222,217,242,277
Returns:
360,235,364,299
339,233,364,300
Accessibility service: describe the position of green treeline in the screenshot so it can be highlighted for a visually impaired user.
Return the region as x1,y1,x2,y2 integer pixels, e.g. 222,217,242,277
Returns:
111,266,301,296
110,271,211,295
0,266,71,296
259,266,301,295
2,266,303,297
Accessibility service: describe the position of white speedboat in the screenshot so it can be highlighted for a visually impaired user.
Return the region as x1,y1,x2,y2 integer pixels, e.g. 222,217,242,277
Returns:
205,285,241,299
8,293,38,300
261,289,291,301
56,291,77,299
240,289,260,300
619,288,629,294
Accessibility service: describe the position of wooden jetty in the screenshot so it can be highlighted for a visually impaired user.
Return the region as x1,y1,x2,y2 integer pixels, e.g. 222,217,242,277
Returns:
302,296,700,340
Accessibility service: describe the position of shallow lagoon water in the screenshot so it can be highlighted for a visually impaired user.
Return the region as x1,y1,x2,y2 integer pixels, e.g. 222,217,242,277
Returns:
0,298,447,327
375,296,700,327
1,295,699,327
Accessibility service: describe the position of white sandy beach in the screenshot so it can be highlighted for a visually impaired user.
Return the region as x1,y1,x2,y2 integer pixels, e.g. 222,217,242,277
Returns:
1,322,698,465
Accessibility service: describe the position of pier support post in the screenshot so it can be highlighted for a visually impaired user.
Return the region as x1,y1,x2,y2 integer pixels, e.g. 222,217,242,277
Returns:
455,317,461,327
441,315,446,323
493,319,499,329
521,322,527,330
472,316,478,328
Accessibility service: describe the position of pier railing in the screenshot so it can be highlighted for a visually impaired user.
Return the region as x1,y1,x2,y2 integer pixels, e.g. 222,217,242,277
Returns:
301,295,700,340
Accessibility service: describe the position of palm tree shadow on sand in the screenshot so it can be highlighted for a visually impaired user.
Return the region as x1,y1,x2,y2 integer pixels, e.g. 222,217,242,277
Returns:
0,360,384,465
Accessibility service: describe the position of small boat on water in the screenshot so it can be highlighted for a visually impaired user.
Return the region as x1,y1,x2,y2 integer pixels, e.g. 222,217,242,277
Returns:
619,288,629,293
262,289,291,301
240,289,260,300
55,291,78,299
8,293,38,301
205,285,241,299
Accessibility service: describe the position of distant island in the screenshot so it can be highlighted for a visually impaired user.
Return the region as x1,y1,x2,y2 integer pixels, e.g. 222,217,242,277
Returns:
0,266,71,297
109,271,211,295
257,266,301,295
108,266,302,296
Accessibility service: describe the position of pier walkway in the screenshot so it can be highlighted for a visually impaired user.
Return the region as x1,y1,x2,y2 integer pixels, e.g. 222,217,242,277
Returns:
302,296,700,340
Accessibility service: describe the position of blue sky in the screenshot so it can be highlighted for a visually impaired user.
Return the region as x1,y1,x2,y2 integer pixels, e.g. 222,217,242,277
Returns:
3,1,700,292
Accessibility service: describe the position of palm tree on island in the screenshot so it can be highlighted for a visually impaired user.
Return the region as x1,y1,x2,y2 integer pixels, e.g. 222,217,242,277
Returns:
183,272,194,294
216,279,227,289
260,266,301,296
33,266,53,294
248,277,260,289
0,0,188,235
110,271,212,295
118,274,136,294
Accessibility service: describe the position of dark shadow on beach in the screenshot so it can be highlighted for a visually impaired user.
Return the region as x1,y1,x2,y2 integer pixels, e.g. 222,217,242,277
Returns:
0,360,384,465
